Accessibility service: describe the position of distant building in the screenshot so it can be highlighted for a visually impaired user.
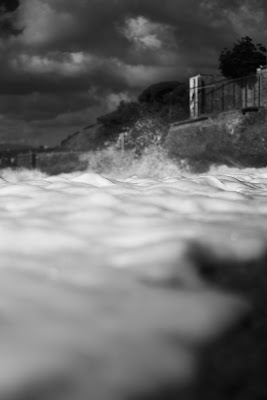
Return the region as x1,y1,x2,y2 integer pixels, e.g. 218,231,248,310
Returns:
189,67,267,118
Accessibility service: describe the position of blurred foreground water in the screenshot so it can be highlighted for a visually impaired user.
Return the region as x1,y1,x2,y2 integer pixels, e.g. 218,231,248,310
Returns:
1,165,267,399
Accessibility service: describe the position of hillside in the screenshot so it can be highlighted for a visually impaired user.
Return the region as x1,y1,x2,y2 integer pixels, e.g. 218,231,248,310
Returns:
60,124,105,151
59,81,189,152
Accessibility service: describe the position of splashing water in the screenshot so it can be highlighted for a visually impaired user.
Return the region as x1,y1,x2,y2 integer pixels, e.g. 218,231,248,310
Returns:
1,153,267,399
79,145,188,179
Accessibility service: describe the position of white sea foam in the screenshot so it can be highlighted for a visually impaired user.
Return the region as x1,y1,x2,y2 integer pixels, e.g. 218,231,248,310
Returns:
1,167,265,399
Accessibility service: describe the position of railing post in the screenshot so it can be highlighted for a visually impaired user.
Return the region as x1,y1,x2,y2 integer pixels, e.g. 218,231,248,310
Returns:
195,83,197,117
200,85,205,114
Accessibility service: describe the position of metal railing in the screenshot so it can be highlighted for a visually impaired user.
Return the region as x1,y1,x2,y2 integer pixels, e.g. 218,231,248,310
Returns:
0,150,89,170
190,74,262,117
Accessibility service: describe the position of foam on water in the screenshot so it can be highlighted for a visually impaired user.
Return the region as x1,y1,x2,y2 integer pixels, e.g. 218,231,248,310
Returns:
1,167,265,399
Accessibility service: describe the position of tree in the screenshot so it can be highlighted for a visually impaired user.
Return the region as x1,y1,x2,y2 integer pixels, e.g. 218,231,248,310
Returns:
219,36,266,79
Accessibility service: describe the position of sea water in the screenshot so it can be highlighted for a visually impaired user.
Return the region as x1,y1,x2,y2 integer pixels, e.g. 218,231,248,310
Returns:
1,166,265,399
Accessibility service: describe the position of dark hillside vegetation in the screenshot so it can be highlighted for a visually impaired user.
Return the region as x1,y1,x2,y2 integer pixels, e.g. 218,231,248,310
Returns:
60,81,189,152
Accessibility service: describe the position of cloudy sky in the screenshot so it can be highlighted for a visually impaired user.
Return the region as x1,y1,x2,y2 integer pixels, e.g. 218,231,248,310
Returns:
0,0,266,146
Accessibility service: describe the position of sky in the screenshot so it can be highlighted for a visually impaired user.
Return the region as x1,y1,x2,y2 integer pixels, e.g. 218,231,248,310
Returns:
0,0,266,147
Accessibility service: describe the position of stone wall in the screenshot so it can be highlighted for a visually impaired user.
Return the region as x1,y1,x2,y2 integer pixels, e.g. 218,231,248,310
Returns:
165,108,267,169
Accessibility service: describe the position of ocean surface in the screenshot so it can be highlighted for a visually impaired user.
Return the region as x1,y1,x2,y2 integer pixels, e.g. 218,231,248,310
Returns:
1,166,266,399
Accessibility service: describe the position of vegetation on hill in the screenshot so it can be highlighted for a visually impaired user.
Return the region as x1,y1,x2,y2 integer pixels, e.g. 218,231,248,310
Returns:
98,81,188,133
61,81,189,153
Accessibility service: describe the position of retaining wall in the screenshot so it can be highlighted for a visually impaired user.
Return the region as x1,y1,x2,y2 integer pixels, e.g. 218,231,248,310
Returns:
165,108,267,168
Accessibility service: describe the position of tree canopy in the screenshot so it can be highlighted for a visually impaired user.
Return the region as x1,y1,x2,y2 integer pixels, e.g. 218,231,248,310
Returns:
219,36,266,79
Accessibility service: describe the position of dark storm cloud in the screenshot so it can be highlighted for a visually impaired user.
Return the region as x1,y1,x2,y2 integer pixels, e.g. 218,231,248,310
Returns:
0,0,21,37
16,1,240,53
0,0,266,145
0,91,100,121
4,0,266,90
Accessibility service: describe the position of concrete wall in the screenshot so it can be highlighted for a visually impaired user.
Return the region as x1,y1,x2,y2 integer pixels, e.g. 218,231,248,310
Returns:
166,110,243,157
165,108,267,168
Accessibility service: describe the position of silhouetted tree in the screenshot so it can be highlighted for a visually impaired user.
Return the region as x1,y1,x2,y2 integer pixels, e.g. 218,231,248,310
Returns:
219,36,266,79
